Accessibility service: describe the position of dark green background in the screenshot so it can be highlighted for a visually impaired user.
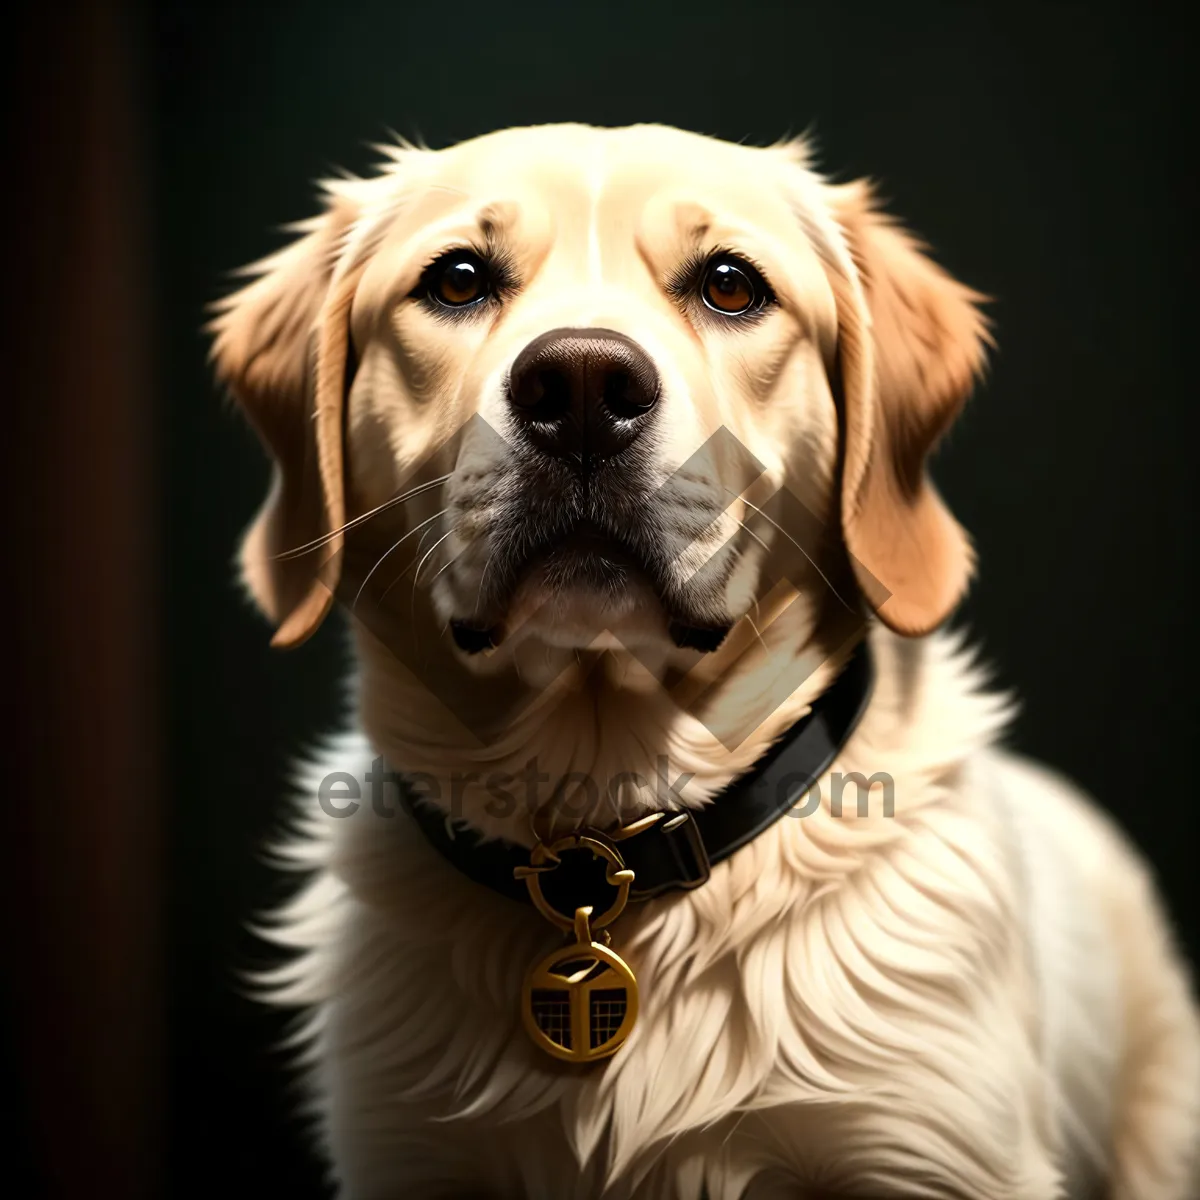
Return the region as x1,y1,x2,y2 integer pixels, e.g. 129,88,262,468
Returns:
152,2,1196,1195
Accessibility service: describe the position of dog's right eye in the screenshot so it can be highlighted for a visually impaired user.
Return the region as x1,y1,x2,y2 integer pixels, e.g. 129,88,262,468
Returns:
423,250,493,309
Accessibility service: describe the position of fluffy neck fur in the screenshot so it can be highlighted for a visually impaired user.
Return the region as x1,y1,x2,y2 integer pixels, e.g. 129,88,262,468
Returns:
351,590,858,845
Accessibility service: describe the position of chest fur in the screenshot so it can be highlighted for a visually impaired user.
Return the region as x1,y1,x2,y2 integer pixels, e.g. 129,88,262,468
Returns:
281,747,1032,1197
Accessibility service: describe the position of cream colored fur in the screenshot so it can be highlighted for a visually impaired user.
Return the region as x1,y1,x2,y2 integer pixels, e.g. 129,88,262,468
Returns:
212,125,1200,1198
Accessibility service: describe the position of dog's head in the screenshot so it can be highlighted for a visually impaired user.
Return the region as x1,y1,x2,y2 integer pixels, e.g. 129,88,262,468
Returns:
212,124,986,678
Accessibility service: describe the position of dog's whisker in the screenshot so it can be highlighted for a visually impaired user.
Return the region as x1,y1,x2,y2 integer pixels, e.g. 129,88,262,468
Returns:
430,551,462,586
412,529,454,589
389,530,459,590
729,514,770,557
393,529,454,624
274,473,452,561
411,520,438,562
744,613,770,654
376,530,453,611
398,532,453,628
474,551,498,616
353,508,447,610
725,487,857,612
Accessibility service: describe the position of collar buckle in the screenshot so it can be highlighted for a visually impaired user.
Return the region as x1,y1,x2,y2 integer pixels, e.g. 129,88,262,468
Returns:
622,811,711,900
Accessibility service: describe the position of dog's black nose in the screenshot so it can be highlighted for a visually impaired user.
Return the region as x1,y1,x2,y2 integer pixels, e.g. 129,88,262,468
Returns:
507,327,660,468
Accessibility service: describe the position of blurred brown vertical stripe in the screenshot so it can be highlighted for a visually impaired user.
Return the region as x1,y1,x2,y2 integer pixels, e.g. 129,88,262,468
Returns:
6,2,160,1197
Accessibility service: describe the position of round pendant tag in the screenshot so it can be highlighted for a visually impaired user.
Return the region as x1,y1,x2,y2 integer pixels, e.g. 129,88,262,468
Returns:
522,938,639,1064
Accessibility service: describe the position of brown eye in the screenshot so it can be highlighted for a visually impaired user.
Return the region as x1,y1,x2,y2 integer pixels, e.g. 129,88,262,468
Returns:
701,256,767,316
429,251,491,308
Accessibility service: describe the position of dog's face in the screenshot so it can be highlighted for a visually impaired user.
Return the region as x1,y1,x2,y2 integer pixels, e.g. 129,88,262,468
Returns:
213,124,987,672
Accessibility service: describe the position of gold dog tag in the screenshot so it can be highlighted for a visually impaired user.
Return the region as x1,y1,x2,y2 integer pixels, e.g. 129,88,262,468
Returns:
522,907,638,1063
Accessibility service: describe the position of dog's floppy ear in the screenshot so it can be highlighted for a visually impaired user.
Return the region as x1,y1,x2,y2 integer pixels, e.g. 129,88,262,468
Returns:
209,192,362,648
826,180,990,636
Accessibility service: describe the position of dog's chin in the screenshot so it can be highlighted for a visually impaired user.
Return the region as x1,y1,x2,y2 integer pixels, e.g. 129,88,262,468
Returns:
505,570,669,650
451,558,670,656
448,530,733,658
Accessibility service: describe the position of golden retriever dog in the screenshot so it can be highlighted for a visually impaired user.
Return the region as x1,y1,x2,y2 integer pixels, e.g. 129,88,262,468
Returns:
211,124,1200,1198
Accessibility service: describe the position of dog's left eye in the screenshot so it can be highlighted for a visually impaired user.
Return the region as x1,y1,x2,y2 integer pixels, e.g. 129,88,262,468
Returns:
426,250,492,308
701,255,770,316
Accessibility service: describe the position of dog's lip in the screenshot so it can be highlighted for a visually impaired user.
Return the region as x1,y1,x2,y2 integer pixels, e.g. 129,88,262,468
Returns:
449,520,658,650
450,521,733,655
516,520,659,596
546,522,644,566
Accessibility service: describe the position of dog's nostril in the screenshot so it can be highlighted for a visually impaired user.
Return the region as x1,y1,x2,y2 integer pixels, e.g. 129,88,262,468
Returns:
602,369,656,419
450,619,498,655
536,369,570,417
512,367,570,419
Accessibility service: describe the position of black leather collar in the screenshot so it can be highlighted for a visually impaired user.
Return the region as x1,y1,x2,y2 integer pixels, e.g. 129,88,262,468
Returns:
399,637,874,912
